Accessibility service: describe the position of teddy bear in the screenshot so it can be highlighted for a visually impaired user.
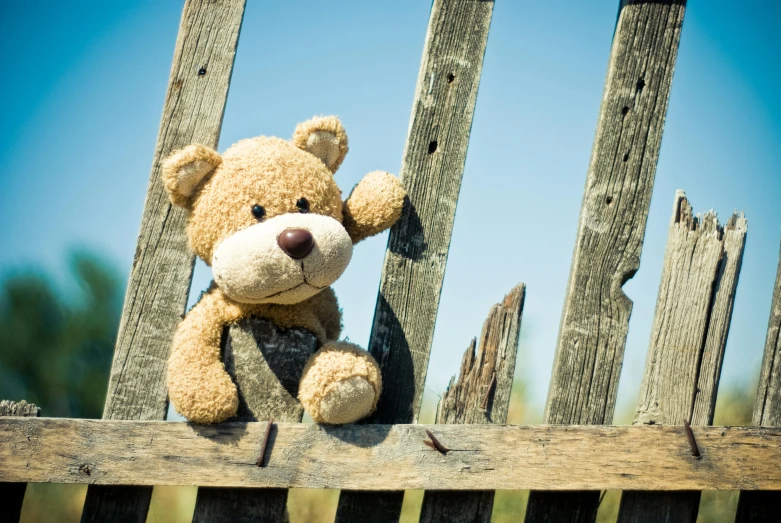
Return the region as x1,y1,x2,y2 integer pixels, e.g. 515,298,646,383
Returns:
161,116,405,425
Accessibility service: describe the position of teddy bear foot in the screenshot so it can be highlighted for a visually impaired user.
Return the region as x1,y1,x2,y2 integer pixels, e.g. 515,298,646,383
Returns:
299,341,382,424
319,375,376,424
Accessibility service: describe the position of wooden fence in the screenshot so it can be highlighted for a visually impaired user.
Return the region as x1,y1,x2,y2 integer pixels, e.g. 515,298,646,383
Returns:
2,0,780,522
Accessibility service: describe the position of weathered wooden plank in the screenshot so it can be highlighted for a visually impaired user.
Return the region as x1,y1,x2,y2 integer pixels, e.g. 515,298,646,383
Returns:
336,0,494,519
751,237,781,429
79,1,246,522
633,192,735,426
366,0,494,426
527,1,687,520
0,400,39,523
736,237,781,522
618,192,747,523
0,400,40,418
692,211,748,424
3,420,781,491
191,318,318,523
420,284,525,523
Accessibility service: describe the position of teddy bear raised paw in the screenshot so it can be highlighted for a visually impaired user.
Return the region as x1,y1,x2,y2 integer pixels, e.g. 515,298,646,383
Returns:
162,116,405,425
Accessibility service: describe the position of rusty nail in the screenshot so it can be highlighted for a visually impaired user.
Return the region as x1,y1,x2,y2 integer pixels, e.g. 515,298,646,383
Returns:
481,372,497,410
256,418,274,467
683,418,700,458
425,429,451,455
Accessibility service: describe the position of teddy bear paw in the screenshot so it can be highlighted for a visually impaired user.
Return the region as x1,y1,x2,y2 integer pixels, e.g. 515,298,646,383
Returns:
172,385,239,424
318,375,377,425
298,341,382,424
168,363,239,424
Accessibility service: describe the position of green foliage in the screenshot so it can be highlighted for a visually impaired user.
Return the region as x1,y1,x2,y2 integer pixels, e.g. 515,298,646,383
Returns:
0,250,121,418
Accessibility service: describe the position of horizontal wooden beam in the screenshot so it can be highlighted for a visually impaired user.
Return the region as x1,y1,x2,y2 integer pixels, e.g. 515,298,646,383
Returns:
2,419,781,491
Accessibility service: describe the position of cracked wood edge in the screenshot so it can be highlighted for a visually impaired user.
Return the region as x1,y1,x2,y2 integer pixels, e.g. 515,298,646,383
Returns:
3,419,781,491
336,1,494,520
191,318,318,523
80,1,246,522
0,400,40,523
528,2,686,521
736,236,781,522
618,191,747,523
420,284,525,523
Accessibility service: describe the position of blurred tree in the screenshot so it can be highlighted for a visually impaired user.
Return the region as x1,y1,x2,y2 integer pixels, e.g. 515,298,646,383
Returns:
0,249,121,418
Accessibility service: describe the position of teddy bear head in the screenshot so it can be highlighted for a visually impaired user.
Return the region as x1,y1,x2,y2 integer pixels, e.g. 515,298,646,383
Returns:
162,116,356,305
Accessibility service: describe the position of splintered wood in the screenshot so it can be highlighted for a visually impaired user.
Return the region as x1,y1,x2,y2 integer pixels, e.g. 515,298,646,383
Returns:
420,284,525,523
634,191,747,428
0,400,40,418
618,191,747,523
436,284,525,425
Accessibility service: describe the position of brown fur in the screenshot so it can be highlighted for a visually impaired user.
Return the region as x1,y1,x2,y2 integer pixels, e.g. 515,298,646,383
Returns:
164,116,404,424
343,170,405,243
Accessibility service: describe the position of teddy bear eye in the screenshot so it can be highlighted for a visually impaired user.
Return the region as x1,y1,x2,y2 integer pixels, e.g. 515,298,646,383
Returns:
296,198,310,213
251,204,266,221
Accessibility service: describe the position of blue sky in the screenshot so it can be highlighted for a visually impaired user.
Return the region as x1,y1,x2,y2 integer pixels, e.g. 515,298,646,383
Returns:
1,1,779,420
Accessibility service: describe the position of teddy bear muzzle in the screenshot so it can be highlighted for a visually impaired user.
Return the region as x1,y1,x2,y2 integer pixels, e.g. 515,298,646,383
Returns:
212,213,353,305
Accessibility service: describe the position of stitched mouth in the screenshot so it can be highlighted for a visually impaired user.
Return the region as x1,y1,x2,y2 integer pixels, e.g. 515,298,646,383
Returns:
259,277,326,300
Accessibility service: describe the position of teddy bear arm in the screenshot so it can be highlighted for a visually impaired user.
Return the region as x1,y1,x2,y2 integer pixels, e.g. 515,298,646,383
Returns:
343,171,406,244
167,287,247,423
307,287,342,341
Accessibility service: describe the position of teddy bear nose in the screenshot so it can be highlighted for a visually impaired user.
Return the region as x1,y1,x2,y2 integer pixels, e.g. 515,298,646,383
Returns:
278,228,314,259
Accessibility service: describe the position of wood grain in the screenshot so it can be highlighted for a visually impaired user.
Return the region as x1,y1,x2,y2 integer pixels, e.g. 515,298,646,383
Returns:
692,210,748,424
366,0,494,426
0,400,39,523
80,1,246,521
527,1,686,520
191,318,318,523
336,0,494,520
3,419,781,491
618,192,747,522
0,400,40,417
736,237,781,522
420,284,525,523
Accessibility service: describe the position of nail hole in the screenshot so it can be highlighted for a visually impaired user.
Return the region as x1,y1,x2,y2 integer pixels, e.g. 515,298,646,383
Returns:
447,73,455,83
428,140,438,154
605,196,613,205
198,67,207,76
623,153,630,162
621,106,629,116
635,77,645,93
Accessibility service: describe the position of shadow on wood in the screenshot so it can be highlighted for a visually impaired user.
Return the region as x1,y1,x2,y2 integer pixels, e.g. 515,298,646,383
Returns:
192,317,317,523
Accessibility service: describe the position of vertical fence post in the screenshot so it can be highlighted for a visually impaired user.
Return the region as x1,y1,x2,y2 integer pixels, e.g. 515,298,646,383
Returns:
525,2,686,521
334,1,494,521
0,400,40,523
616,192,747,522
191,319,318,522
79,1,246,521
735,236,781,522
419,284,525,523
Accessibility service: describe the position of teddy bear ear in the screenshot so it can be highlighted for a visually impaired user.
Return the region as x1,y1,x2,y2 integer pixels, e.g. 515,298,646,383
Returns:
292,116,349,173
161,144,222,207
